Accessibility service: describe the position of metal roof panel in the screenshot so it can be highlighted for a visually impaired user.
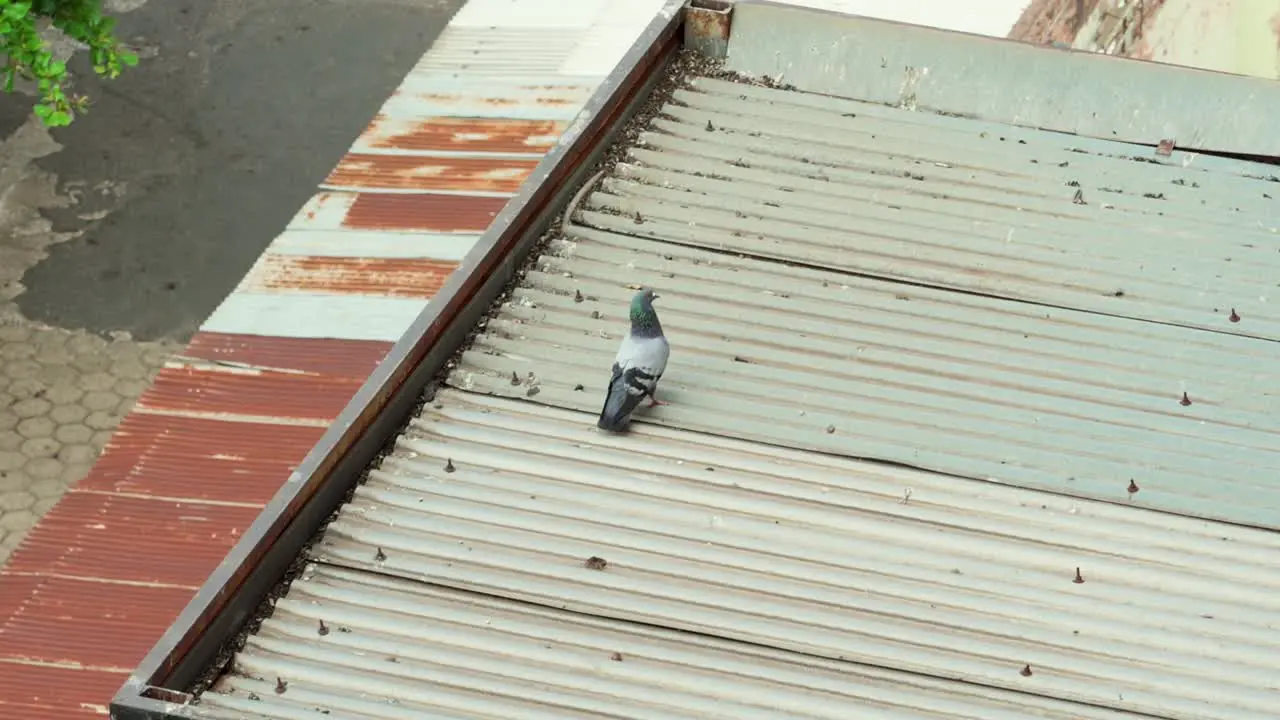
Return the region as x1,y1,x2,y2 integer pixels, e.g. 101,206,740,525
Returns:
451,219,1280,528
195,391,1280,719
588,76,1280,341
195,562,1146,720
723,0,1280,156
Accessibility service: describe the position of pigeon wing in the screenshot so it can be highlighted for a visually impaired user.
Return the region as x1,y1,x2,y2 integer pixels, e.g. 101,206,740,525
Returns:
597,335,668,431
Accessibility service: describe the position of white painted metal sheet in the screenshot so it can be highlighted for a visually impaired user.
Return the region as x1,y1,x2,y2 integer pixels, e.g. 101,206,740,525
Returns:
286,391,1280,720
195,563,1145,720
448,223,1280,529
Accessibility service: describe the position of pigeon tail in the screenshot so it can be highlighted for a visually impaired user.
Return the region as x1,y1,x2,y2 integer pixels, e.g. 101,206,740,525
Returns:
593,366,645,427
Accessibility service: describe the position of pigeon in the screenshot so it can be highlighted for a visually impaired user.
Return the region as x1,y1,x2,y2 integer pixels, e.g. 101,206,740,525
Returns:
597,288,670,432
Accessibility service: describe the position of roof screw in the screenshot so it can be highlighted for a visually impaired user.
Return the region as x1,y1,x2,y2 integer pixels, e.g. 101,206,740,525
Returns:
445,458,456,473
510,371,521,385
591,310,601,319
1020,664,1033,677
573,384,584,391
633,211,644,224
1073,567,1085,584
318,619,329,636
574,289,584,303
1072,188,1087,205
275,677,288,694
1127,478,1140,496
375,547,387,562
526,386,540,397
1229,308,1241,323
1179,392,1192,407
585,556,608,570
705,120,715,132
610,651,624,661
825,424,835,434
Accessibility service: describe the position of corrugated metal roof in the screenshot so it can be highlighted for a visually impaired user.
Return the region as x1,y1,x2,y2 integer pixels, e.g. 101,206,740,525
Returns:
610,77,1280,341
194,562,1143,720
444,71,1280,531
449,225,1280,529
725,1,1280,157
193,17,1280,720
196,390,1280,720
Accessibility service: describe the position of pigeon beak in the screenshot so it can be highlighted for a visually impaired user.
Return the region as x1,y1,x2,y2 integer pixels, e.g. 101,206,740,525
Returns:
652,292,661,300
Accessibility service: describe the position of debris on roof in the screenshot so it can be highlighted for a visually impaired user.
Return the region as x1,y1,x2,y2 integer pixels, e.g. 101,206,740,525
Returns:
192,12,1280,720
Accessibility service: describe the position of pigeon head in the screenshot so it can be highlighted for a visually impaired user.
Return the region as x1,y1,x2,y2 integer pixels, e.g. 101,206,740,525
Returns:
629,288,663,337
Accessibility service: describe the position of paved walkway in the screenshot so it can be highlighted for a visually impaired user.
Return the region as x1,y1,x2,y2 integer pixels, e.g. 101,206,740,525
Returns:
0,117,183,564
0,1,1029,718
0,323,175,563
0,0,463,564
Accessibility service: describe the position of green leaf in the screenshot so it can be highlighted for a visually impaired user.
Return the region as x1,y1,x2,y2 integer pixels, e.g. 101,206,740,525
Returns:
3,3,30,22
4,1,135,127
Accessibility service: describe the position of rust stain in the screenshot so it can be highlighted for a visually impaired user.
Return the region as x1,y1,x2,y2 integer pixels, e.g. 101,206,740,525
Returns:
246,255,458,298
295,191,349,224
185,332,392,377
0,573,195,671
363,116,567,153
326,154,538,193
4,491,260,586
687,1,732,43
0,661,128,720
80,412,325,505
137,365,362,421
344,193,509,233
407,91,580,108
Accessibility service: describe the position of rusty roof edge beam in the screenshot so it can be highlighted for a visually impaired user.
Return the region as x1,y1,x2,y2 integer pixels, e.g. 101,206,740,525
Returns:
108,3,686,718
724,0,1280,159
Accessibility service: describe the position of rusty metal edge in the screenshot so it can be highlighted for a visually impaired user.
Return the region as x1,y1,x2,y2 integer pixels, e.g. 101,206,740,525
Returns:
108,3,686,718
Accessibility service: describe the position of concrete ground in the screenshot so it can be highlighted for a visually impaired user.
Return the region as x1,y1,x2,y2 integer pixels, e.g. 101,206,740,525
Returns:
0,0,462,562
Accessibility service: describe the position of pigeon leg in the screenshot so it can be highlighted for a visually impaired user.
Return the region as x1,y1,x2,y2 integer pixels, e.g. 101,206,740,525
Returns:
646,392,669,408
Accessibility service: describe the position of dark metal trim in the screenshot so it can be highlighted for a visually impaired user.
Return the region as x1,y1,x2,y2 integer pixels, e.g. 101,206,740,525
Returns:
109,3,685,718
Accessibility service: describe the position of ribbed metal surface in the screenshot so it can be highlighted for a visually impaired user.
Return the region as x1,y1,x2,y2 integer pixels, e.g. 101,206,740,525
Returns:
325,154,539,194
4,489,260,587
79,412,324,504
354,116,567,155
342,193,508,232
449,219,1280,529
384,75,598,122
197,563,1144,720
583,76,1280,342
204,389,1280,720
182,332,392,378
239,255,457,298
139,362,361,422
414,27,585,76
725,0,1280,157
